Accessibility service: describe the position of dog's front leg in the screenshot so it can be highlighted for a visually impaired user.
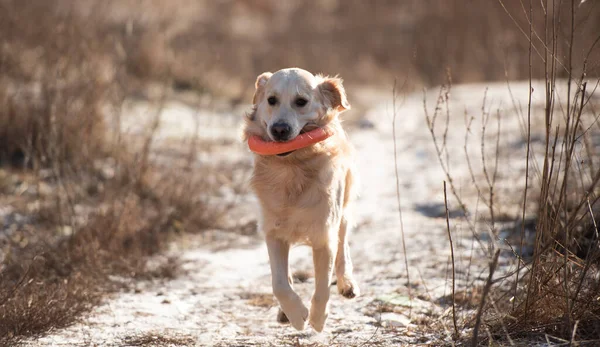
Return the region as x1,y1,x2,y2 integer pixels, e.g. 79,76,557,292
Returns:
266,236,308,330
309,242,337,332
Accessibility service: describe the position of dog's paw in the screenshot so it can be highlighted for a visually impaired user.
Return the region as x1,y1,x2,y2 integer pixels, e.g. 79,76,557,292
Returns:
338,279,360,299
284,305,308,331
276,308,289,324
309,307,329,332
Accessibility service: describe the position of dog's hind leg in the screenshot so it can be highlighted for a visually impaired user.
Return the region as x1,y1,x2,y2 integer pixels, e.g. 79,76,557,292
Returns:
335,216,360,299
266,236,308,330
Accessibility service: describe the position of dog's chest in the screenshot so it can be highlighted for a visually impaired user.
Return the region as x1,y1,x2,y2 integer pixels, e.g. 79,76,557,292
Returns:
252,159,345,243
253,161,330,209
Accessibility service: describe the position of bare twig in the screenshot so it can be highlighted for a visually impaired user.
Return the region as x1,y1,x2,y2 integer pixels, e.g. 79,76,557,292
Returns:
570,320,579,345
444,181,459,340
472,250,501,347
392,79,412,307
515,0,534,314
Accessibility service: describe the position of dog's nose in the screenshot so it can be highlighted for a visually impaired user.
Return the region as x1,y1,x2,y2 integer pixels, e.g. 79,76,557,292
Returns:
270,122,292,141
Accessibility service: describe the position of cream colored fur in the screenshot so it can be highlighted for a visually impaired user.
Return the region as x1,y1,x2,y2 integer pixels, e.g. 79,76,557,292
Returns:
242,68,360,332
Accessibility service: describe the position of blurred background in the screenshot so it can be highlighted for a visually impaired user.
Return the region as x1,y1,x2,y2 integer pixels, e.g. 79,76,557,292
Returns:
2,0,599,102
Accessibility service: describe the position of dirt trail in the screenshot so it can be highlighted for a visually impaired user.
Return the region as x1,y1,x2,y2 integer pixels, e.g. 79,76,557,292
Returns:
25,83,538,346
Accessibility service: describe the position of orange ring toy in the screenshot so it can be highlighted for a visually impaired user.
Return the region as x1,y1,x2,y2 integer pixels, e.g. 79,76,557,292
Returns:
248,127,333,156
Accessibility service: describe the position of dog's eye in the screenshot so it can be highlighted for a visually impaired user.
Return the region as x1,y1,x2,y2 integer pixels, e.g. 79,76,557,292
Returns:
267,96,278,106
295,98,308,107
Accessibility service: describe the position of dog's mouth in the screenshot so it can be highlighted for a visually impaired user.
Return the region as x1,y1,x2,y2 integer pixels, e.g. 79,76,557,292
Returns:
276,151,294,157
301,123,319,134
273,125,318,157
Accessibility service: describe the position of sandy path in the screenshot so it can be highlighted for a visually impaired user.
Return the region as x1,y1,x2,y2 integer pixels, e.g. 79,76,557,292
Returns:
25,82,540,346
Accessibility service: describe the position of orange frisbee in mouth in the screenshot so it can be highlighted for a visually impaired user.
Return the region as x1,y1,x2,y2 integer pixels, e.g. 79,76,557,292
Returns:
248,127,333,156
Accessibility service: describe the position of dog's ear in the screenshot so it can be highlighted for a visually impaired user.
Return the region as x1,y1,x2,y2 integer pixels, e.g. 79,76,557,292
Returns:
318,76,350,113
252,72,272,105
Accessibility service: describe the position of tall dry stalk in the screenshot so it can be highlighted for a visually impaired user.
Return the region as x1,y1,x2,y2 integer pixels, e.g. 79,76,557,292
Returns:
443,181,459,340
392,79,412,307
472,250,501,347
515,0,534,314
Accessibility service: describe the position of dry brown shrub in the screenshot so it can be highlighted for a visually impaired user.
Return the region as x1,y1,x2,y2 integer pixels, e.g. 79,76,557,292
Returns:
420,1,600,345
0,0,124,170
0,161,222,344
0,1,226,344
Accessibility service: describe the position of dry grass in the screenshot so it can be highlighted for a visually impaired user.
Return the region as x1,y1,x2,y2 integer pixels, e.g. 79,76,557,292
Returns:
121,332,196,347
0,2,230,344
0,2,118,170
488,1,600,344
242,292,277,308
0,147,224,346
421,1,600,345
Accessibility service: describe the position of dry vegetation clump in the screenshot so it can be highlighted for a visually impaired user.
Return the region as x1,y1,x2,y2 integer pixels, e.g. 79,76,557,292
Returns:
0,1,229,344
486,1,600,343
0,0,125,170
422,1,600,345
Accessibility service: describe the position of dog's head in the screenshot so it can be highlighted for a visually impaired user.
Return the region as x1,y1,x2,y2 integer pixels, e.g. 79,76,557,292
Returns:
244,68,350,142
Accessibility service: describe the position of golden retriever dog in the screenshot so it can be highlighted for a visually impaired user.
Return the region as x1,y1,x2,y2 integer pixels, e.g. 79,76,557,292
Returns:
242,68,360,332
